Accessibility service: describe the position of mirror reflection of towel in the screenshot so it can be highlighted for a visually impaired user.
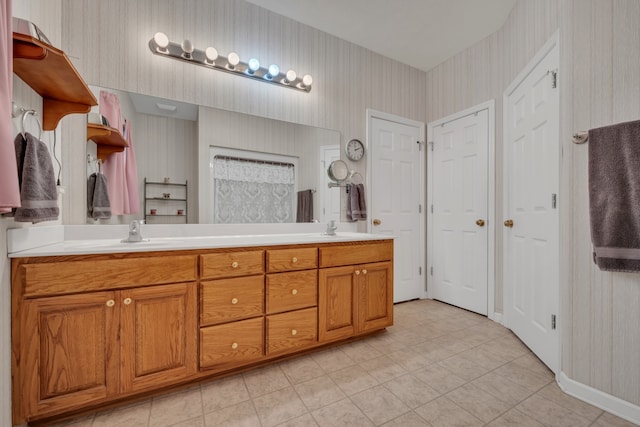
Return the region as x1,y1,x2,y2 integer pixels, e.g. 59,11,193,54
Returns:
347,183,367,221
88,172,112,219
296,189,313,222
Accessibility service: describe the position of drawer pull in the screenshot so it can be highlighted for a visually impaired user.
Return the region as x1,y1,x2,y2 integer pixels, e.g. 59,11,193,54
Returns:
292,257,298,263
291,329,297,336
231,261,239,268
231,342,238,349
123,297,132,305
291,289,298,295
362,269,368,275
231,298,239,305
355,270,361,276
106,299,115,307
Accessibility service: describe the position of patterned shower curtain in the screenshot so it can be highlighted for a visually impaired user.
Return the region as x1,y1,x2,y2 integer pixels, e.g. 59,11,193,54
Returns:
212,157,295,223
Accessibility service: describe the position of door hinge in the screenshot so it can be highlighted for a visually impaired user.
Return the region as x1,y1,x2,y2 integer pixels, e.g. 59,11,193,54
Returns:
552,193,557,209
419,204,422,214
419,266,422,275
549,69,558,89
428,141,434,151
430,204,434,213
551,314,556,330
430,266,433,276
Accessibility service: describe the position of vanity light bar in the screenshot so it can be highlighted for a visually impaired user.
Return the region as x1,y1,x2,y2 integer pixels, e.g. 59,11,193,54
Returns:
149,32,313,93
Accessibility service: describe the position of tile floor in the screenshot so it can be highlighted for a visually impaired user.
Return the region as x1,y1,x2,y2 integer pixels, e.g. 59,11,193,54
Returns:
47,299,638,427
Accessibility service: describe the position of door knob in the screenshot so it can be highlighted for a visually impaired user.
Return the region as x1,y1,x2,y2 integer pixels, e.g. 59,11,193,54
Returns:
476,219,485,227
504,219,514,228
373,219,381,226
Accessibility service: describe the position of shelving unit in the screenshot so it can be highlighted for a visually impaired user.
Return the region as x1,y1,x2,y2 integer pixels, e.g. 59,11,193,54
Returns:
13,32,97,130
87,123,128,161
144,178,188,224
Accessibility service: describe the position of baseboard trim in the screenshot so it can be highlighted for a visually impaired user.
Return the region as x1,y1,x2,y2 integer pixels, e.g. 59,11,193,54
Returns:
490,312,503,324
557,372,640,425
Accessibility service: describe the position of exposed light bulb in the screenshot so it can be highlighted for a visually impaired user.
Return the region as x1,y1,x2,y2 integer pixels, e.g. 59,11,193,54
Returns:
302,74,313,87
266,64,280,80
247,58,260,74
284,69,297,84
227,52,240,69
181,39,194,58
205,47,218,63
153,32,169,50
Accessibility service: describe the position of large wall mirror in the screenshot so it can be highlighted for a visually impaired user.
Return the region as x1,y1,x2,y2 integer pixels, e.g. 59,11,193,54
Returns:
86,86,342,225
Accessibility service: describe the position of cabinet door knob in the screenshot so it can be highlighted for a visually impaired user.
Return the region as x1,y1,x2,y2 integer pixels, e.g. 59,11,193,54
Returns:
373,219,381,226
231,261,239,268
362,269,368,275
291,329,297,336
504,219,514,228
231,342,238,349
476,219,485,227
231,298,238,305
292,257,298,263
123,298,132,305
106,299,115,307
355,270,361,276
291,289,298,295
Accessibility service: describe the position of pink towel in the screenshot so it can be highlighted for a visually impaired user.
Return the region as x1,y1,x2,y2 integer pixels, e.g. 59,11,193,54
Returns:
0,1,20,212
123,120,139,214
100,91,128,215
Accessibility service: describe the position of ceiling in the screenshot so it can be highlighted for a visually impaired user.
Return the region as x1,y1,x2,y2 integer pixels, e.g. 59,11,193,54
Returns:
245,0,517,72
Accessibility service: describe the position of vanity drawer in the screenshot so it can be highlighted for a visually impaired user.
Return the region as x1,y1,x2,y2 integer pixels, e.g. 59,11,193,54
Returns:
319,241,393,268
200,317,264,370
21,255,198,297
200,250,264,279
266,270,317,314
200,276,264,326
266,247,317,272
267,307,317,355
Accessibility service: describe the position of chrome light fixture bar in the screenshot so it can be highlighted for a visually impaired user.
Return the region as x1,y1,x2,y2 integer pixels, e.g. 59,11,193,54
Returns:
149,32,313,93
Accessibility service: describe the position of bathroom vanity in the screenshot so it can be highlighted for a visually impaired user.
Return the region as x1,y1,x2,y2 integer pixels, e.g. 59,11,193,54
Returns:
9,231,393,424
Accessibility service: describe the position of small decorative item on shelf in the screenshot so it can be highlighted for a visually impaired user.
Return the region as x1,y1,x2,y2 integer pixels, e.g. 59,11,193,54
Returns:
177,209,184,215
150,209,157,215
163,177,170,183
162,193,170,199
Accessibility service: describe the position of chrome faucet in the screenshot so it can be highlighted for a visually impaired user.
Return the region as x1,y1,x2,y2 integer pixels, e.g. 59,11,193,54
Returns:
324,220,338,236
121,220,148,243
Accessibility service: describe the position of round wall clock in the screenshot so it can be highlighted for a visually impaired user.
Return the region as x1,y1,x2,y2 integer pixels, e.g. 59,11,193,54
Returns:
345,138,365,161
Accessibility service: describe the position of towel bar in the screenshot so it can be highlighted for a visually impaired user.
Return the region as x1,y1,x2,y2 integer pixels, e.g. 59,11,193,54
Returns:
572,131,588,144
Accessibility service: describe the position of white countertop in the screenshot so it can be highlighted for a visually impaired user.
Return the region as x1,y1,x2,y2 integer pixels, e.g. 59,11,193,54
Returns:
7,224,393,258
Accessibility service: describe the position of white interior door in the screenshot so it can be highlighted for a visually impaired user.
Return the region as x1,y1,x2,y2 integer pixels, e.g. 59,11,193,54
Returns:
503,34,559,373
368,110,425,303
429,108,490,316
319,145,341,223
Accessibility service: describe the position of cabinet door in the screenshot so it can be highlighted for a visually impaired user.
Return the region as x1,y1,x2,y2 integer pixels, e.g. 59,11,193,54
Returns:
23,292,118,417
120,283,197,393
358,261,394,333
318,266,357,342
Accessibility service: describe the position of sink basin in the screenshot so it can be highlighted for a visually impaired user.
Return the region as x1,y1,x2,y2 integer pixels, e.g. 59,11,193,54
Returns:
63,239,171,250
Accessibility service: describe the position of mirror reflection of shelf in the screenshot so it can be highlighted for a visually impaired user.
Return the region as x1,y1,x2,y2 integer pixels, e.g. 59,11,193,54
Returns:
87,123,128,161
144,178,188,224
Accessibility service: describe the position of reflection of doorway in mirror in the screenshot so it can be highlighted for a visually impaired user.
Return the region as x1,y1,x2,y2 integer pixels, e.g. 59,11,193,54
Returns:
319,145,341,223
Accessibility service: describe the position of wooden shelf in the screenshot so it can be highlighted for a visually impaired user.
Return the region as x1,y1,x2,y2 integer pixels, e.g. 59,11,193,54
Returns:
87,123,128,160
13,33,97,130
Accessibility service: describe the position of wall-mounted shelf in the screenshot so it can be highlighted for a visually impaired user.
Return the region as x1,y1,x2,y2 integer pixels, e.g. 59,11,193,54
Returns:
144,178,188,224
87,123,128,161
13,33,98,130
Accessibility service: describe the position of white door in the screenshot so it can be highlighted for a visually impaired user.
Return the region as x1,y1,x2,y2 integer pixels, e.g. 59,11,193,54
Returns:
368,110,425,303
319,145,341,223
429,107,490,315
503,34,559,373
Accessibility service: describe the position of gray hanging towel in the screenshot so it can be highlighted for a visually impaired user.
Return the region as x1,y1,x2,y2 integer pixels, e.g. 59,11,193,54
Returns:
87,172,112,219
296,189,314,222
346,183,367,221
589,119,640,272
12,132,59,223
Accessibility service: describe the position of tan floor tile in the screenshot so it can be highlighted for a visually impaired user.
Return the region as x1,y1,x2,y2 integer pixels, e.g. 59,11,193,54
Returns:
535,382,603,422
359,355,407,383
351,385,411,425
413,364,467,394
483,334,530,359
471,371,533,405
383,374,441,408
387,347,435,372
437,355,490,381
149,388,203,427
339,341,383,363
243,365,291,398
592,412,640,427
329,364,379,396
494,361,553,392
311,398,374,426
485,408,544,427
92,400,150,427
311,347,356,373
252,386,308,427
46,414,95,427
517,394,592,427
200,375,250,413
170,416,205,427
386,328,427,346
274,412,319,427
449,329,496,347
445,383,511,422
280,356,326,384
511,353,554,378
381,411,430,426
457,346,512,370
365,333,407,354
414,396,484,427
414,336,472,362
293,375,346,411
204,400,259,427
